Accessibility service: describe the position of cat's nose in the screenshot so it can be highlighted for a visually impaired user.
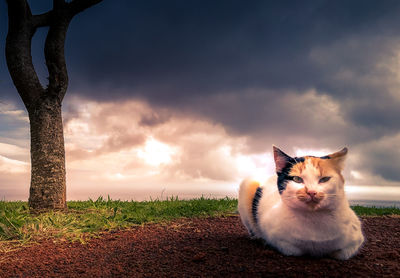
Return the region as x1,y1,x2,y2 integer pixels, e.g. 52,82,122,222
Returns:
307,190,317,198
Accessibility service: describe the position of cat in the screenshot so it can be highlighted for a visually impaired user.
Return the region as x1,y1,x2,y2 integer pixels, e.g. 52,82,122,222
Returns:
238,146,364,260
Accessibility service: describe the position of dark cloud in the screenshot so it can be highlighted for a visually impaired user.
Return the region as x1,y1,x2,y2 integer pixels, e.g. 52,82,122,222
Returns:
60,0,400,148
2,0,400,184
139,112,171,127
3,1,400,106
175,90,351,152
349,99,400,131
353,134,400,182
63,0,400,99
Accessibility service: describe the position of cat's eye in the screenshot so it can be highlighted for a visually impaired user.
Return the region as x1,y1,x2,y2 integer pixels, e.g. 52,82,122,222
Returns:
319,176,331,183
292,176,303,183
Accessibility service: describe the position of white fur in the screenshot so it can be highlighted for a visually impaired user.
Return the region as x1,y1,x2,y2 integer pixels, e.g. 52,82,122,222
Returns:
238,173,364,260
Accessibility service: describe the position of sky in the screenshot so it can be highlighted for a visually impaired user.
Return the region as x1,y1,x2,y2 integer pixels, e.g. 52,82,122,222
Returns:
1,0,400,201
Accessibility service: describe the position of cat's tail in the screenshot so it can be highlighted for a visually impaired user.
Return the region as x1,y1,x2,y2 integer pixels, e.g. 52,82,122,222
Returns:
238,179,261,237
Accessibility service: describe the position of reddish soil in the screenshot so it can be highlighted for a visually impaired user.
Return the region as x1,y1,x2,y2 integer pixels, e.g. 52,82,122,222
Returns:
1,216,399,278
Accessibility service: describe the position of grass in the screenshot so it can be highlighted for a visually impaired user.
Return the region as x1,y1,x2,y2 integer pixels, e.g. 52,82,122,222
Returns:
0,196,237,243
0,196,399,243
351,205,400,216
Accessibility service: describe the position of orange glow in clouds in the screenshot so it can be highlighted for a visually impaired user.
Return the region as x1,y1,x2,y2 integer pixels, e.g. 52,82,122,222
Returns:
1,99,400,202
137,137,176,166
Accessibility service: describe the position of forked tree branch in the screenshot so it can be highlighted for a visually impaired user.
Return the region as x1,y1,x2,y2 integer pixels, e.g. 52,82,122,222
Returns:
68,0,103,16
44,1,71,103
5,0,44,109
5,0,32,20
32,11,52,28
43,0,103,102
6,0,103,107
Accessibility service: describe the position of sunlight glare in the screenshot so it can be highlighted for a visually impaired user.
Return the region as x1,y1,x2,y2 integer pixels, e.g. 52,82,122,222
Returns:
350,170,362,180
138,137,176,166
236,153,274,183
295,148,332,157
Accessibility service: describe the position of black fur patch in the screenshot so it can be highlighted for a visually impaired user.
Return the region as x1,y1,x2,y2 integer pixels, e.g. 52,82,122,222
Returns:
276,156,304,194
252,187,263,225
307,155,330,160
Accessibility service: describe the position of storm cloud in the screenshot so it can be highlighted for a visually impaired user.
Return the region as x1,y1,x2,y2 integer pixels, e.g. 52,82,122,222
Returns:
1,0,400,197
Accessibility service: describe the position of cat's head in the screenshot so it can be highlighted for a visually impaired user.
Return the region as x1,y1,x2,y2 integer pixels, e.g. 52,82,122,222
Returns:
273,146,348,211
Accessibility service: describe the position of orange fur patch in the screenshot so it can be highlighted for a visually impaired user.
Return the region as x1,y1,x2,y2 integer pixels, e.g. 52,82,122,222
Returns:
296,187,309,202
244,181,261,222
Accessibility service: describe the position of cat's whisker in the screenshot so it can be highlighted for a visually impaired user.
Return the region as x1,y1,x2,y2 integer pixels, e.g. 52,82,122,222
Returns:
281,194,339,201
282,196,299,200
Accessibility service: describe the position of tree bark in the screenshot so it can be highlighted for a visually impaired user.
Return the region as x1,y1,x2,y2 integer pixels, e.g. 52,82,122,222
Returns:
5,0,102,212
28,96,66,211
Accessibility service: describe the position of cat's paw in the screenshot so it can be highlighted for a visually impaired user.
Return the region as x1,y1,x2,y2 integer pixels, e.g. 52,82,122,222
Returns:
330,246,360,260
331,236,364,260
330,249,351,260
276,241,303,257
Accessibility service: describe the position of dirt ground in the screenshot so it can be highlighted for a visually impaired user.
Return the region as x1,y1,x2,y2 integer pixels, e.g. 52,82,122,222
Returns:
0,216,399,278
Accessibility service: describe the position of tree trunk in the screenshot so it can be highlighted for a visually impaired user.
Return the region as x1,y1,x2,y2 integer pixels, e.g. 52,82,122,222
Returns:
6,0,103,212
28,96,66,211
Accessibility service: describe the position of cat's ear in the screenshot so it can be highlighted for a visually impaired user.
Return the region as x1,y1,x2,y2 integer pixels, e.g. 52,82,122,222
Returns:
273,146,293,173
326,147,348,171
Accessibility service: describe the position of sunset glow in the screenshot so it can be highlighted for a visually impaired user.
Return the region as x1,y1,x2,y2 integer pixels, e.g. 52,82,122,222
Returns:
137,138,176,166
1,97,400,202
235,153,274,183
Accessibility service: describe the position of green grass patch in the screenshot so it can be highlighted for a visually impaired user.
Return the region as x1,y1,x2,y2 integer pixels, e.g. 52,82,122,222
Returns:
351,205,400,216
0,197,399,243
0,196,237,242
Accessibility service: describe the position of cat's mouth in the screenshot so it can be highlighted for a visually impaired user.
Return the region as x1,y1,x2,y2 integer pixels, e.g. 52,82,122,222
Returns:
296,188,325,207
305,199,322,209
307,195,324,203
301,198,324,211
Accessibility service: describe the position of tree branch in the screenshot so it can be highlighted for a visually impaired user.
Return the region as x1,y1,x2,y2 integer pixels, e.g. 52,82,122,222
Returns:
43,0,103,102
6,0,103,106
54,0,67,8
5,0,32,20
32,11,52,28
44,15,70,103
67,0,103,16
5,0,45,109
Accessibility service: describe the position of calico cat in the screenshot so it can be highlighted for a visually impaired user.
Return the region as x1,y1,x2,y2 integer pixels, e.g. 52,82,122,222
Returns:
238,146,364,260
